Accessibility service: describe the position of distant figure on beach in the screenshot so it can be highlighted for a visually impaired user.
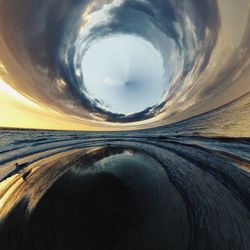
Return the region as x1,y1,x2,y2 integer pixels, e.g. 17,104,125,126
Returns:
15,163,21,172
14,163,28,181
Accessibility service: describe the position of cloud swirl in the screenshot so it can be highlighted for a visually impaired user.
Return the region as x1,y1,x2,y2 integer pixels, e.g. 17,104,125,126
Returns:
0,0,249,129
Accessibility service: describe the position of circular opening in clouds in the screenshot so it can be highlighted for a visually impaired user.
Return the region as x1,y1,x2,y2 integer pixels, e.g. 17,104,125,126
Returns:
82,35,166,115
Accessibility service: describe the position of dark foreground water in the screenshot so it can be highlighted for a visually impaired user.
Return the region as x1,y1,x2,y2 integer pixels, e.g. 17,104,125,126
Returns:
0,128,249,250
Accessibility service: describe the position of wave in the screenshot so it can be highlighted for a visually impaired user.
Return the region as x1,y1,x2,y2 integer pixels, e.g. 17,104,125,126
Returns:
0,130,249,250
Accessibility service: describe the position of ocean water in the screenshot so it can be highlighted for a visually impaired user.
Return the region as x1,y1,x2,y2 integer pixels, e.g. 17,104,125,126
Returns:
0,112,249,249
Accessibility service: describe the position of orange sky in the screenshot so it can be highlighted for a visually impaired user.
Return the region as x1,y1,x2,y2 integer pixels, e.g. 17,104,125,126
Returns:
0,78,98,130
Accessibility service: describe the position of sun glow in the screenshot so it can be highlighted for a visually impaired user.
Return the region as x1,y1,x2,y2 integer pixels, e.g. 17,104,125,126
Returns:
0,78,100,130
0,79,43,110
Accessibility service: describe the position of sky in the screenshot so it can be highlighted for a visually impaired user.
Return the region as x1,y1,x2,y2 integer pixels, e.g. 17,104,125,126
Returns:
0,0,250,131
82,35,165,115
